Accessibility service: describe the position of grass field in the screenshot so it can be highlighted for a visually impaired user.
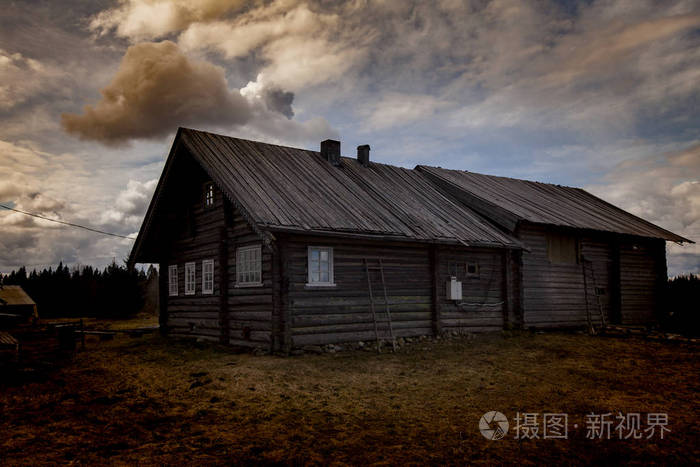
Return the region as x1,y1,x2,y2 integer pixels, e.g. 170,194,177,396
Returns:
1,331,698,465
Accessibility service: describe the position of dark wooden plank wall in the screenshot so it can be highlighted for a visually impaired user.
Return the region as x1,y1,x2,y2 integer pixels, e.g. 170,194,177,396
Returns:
285,237,433,346
619,239,665,324
518,223,612,328
166,183,227,342
437,247,506,332
163,174,273,347
225,210,273,347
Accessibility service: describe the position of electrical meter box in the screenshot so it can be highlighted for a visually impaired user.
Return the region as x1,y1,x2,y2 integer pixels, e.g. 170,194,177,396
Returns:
446,276,462,301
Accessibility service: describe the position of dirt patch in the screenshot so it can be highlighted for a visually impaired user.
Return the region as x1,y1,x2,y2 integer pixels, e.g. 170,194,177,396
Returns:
1,332,698,464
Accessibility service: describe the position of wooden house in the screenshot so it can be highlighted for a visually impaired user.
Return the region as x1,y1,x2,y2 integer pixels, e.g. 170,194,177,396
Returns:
128,128,692,351
0,285,38,325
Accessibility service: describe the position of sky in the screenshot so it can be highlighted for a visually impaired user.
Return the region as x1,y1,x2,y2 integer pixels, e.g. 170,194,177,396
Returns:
0,0,699,276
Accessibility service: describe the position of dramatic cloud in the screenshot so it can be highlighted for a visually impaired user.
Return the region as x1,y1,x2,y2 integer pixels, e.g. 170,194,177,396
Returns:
90,0,246,41
2,0,700,274
61,40,251,145
178,1,369,90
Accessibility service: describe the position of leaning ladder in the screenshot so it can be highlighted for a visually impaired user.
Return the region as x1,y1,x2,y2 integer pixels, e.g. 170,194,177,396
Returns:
581,256,607,334
364,258,397,352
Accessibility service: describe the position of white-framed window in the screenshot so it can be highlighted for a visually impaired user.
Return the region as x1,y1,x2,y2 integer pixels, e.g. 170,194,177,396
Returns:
204,182,214,208
307,246,334,286
185,262,196,295
202,259,214,294
168,265,178,296
236,245,262,286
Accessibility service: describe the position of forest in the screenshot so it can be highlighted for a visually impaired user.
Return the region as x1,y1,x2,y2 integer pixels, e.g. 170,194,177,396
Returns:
0,262,149,319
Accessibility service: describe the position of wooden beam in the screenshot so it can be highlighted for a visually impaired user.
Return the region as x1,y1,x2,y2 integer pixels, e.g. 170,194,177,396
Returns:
158,262,168,336
609,237,621,325
430,245,441,335
218,227,230,345
278,238,292,353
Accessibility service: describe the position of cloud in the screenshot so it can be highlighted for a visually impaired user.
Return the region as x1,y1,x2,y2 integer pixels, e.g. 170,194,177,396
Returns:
99,179,157,229
61,40,252,145
0,49,62,111
178,1,370,90
587,143,700,275
240,73,294,119
90,0,246,41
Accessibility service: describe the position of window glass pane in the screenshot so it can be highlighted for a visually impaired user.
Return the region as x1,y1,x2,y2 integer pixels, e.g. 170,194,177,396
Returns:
320,271,329,283
311,249,319,261
311,270,320,282
320,249,328,262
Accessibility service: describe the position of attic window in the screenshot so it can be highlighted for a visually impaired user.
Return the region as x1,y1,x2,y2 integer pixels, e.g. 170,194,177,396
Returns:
547,232,579,264
204,182,214,208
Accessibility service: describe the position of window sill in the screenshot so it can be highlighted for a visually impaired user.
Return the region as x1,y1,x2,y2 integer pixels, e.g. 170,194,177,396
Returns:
184,292,196,296
305,283,337,289
235,283,264,288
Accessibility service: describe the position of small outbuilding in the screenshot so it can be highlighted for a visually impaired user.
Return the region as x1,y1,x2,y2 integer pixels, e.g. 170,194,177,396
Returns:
0,285,38,325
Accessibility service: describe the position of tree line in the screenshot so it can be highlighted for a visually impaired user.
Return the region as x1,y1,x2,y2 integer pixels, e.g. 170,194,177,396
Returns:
0,262,151,319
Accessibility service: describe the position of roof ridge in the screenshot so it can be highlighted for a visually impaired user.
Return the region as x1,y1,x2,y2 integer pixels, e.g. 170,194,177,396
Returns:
416,164,583,190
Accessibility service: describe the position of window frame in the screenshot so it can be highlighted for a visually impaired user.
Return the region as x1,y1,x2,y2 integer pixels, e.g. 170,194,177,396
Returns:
236,245,262,287
202,259,214,295
168,265,178,296
466,262,480,278
204,182,215,209
306,246,335,287
184,261,196,295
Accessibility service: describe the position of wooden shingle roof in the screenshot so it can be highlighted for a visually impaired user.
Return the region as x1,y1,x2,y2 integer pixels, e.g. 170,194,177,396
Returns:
417,166,692,243
178,128,520,248
0,285,36,306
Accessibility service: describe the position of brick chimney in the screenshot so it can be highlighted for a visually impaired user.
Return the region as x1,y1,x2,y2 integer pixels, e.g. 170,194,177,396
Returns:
321,139,341,166
357,145,370,167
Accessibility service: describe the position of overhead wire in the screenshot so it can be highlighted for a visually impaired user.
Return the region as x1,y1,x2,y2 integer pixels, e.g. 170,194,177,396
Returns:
0,203,136,240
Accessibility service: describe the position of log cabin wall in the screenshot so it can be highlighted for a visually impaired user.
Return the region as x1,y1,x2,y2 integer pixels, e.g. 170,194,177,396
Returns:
164,181,227,342
225,209,273,347
436,246,507,333
518,223,613,328
618,238,666,325
160,158,273,347
283,236,433,347
517,223,666,328
280,235,512,348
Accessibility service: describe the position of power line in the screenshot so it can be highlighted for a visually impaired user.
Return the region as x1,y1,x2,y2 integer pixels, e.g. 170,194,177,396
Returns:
0,203,136,240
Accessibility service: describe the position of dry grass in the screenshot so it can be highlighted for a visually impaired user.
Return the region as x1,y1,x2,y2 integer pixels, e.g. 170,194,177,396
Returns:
1,332,698,465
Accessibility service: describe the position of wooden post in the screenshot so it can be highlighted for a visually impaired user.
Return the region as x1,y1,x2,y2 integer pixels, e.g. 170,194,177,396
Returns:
430,245,441,336
271,239,282,352
158,262,168,336
502,250,512,329
609,238,622,324
219,227,229,345
516,249,525,327
278,239,291,353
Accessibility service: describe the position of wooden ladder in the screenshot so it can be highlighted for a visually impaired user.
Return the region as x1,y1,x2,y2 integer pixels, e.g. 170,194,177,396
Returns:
581,256,607,334
364,258,397,352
